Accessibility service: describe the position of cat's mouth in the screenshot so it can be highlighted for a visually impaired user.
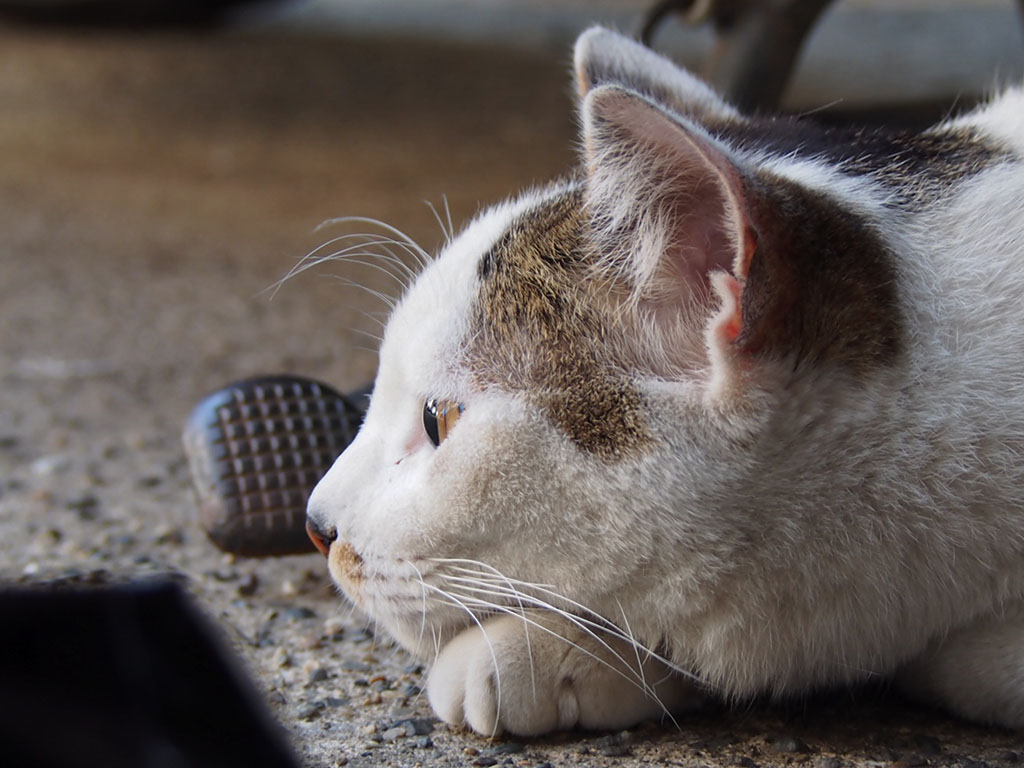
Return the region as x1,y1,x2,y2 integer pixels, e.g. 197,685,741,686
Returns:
306,521,368,602
327,540,365,592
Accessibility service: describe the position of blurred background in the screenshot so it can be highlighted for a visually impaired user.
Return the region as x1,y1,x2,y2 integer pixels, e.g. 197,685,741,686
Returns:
2,1,1024,765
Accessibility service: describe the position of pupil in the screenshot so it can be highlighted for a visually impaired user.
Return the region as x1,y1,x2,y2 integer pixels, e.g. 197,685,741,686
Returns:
423,399,441,446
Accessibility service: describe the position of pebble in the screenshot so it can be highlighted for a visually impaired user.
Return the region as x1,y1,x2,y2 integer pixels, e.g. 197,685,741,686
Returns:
297,702,324,721
66,492,99,520
389,718,436,736
731,757,758,768
701,734,735,751
31,488,53,504
296,634,322,651
360,723,378,737
324,617,345,637
770,736,810,754
382,726,408,742
307,667,329,684
483,745,524,757
814,758,841,768
324,697,350,708
283,606,317,621
341,659,371,673
414,737,433,749
237,573,260,597
599,744,632,758
31,454,70,476
913,736,941,756
271,647,291,669
472,758,498,767
463,747,479,756
350,627,375,643
154,525,184,546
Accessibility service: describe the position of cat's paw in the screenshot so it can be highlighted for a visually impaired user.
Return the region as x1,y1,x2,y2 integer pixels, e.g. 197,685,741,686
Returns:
426,612,704,736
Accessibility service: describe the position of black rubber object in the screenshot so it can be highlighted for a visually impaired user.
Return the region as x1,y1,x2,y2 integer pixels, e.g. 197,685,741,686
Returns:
182,375,367,557
0,581,299,767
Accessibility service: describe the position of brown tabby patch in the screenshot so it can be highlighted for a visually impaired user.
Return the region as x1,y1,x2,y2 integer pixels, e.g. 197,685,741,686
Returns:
469,187,652,459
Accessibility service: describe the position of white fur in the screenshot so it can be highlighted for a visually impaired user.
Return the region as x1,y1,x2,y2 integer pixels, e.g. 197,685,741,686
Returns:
308,28,1024,734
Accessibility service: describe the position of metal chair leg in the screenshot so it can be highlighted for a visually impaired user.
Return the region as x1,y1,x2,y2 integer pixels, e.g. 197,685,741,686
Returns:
639,0,837,113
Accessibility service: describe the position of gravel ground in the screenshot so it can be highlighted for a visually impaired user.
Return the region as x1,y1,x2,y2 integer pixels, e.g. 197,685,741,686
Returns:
1,21,1022,768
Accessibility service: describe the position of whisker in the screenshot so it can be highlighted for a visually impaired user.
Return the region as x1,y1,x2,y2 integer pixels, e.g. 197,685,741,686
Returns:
615,596,650,696
436,564,664,653
425,199,452,245
406,560,433,665
447,560,539,703
442,194,454,242
440,577,657,683
356,310,387,333
317,216,433,271
267,236,416,300
328,254,414,289
435,585,679,727
433,559,697,680
418,581,505,736
327,275,397,310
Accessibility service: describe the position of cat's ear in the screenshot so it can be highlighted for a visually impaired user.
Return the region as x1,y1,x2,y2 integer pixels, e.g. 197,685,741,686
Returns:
582,85,761,397
573,27,738,122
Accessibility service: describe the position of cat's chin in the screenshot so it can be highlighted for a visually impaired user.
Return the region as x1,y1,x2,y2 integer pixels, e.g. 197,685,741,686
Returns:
367,611,469,660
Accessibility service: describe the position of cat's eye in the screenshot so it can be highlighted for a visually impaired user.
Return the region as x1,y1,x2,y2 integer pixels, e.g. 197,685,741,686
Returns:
423,399,464,447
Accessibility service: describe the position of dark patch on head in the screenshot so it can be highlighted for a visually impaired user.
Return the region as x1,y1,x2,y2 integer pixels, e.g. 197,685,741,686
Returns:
468,187,651,459
736,169,903,375
716,116,1004,206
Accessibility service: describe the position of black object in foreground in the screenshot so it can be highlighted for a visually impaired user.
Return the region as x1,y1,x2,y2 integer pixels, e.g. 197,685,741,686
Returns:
0,0,274,28
183,375,368,557
0,581,298,768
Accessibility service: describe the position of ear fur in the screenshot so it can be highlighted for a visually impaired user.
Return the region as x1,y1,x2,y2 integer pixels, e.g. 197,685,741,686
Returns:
574,27,739,122
580,84,904,398
582,85,758,397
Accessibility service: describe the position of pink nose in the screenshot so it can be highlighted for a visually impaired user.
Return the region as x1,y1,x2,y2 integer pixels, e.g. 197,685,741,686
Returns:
305,519,335,557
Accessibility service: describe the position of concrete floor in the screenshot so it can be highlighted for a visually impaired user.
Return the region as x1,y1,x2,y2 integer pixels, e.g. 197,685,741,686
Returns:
1,14,1023,768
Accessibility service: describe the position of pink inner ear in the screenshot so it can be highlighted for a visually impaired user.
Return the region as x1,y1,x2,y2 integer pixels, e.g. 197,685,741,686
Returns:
666,171,746,298
603,92,751,300
584,86,758,378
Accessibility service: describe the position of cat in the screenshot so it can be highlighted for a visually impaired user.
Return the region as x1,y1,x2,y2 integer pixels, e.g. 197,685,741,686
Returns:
305,26,1024,736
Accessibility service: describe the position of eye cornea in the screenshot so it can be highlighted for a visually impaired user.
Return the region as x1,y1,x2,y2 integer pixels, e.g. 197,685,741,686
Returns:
423,398,464,447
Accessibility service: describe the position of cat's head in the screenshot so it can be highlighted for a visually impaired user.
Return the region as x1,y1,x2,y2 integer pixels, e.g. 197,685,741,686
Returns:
306,27,901,655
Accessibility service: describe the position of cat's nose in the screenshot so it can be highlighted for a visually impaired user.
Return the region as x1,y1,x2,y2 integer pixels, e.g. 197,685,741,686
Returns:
305,517,337,557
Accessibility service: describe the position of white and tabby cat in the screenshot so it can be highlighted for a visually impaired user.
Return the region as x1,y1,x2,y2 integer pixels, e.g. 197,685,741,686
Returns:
306,27,1024,735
